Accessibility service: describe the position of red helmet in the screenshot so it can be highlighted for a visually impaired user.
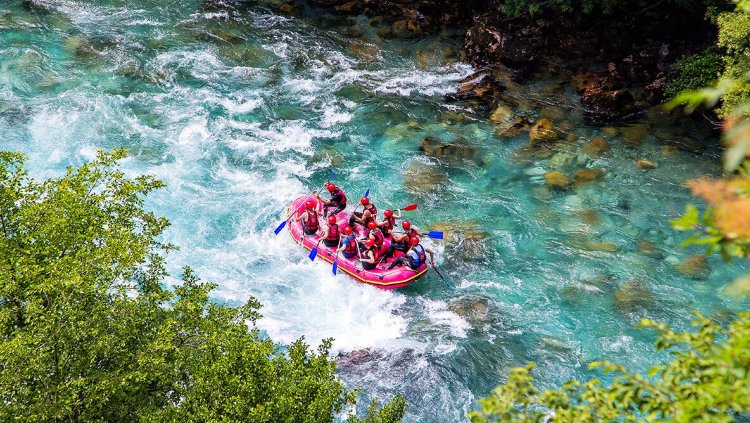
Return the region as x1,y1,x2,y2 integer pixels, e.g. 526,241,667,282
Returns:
360,197,369,205
328,216,336,224
326,184,337,192
409,236,420,246
367,221,377,230
402,220,411,229
384,209,393,218
365,239,375,248
305,200,315,210
343,226,353,235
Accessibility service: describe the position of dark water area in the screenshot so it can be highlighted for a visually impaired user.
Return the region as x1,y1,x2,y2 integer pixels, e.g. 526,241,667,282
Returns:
1,1,747,421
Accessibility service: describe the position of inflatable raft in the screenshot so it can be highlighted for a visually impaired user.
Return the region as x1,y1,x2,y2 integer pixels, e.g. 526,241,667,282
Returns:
286,196,427,289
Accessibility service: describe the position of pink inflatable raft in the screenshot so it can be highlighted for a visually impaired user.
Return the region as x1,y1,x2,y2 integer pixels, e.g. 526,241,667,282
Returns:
286,196,427,289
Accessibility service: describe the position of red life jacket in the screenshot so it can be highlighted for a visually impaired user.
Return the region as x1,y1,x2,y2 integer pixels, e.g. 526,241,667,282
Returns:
371,229,384,247
344,234,357,255
326,223,339,242
305,210,319,231
334,189,347,206
364,203,377,220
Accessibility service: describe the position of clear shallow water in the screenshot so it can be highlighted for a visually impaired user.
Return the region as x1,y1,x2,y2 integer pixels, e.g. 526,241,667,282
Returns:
1,1,748,420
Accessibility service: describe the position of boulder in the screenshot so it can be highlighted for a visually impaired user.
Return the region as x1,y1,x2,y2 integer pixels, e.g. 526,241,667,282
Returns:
636,159,658,170
496,116,531,138
446,69,503,103
448,296,491,326
584,137,609,155
549,152,575,168
573,167,605,186
544,171,569,189
621,123,650,147
643,77,667,104
420,136,476,160
674,254,710,280
614,280,653,311
573,73,640,123
490,105,514,124
402,161,447,193
529,118,559,145
570,240,619,252
464,18,540,73
637,240,663,259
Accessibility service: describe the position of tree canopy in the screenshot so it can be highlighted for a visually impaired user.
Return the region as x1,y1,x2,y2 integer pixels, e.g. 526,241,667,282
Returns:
0,149,405,422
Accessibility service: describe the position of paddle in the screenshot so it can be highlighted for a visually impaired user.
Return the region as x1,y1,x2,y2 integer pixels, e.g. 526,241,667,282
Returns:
332,237,343,275
431,264,454,289
309,238,323,261
274,171,335,235
427,231,444,240
400,203,417,211
364,188,370,198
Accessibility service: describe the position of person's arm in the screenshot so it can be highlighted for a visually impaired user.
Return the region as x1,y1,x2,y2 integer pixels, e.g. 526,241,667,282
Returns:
394,209,402,219
363,251,376,264
426,248,436,266
295,211,307,222
414,228,424,236
320,228,329,239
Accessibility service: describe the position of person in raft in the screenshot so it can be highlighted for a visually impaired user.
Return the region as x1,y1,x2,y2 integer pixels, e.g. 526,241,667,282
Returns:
320,215,340,248
386,236,435,271
350,197,377,228
315,182,347,217
295,200,319,235
360,238,379,270
388,219,422,256
337,226,358,259
364,220,385,251
378,209,401,237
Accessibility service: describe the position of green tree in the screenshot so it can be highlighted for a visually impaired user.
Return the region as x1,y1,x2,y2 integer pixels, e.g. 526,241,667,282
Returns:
0,149,404,422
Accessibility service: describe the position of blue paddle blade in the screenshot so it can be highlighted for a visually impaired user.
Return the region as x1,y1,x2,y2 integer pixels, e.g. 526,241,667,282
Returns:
427,231,444,240
274,220,287,235
332,260,338,275
309,247,318,261
328,170,335,181
364,188,369,198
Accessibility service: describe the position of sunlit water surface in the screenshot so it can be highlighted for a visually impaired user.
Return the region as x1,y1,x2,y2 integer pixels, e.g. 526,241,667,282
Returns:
1,1,747,420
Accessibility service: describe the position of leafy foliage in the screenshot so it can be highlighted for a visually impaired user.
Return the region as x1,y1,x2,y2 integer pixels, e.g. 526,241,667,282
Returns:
664,49,724,100
497,0,726,17
470,312,750,422
0,150,404,422
716,8,750,116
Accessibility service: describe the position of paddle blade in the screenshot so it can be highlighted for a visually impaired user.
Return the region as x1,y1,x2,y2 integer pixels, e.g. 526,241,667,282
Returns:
309,247,318,261
427,231,444,240
328,170,335,181
274,220,287,235
401,203,417,211
364,188,370,198
332,260,338,275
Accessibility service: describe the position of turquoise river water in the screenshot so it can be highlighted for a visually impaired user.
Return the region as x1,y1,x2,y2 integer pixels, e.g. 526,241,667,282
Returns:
1,1,748,421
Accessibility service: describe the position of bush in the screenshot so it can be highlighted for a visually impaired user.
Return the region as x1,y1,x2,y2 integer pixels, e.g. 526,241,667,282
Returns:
664,49,724,100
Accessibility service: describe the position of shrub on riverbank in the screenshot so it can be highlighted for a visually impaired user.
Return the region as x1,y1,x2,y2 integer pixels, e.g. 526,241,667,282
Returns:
0,149,404,422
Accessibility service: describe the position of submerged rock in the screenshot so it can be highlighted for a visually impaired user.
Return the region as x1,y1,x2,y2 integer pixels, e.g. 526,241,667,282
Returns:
621,123,650,147
544,171,569,189
636,159,658,170
448,296,491,326
489,104,514,124
495,116,531,138
529,118,559,145
584,137,609,155
570,239,619,252
573,167,605,187
614,280,654,311
674,254,711,280
402,161,448,193
420,136,476,161
637,240,664,259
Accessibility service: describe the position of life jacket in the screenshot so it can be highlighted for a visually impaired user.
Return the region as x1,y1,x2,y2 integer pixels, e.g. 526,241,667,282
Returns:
305,210,319,231
344,234,357,255
406,244,426,268
333,189,347,206
326,223,339,242
364,203,377,220
370,228,384,247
